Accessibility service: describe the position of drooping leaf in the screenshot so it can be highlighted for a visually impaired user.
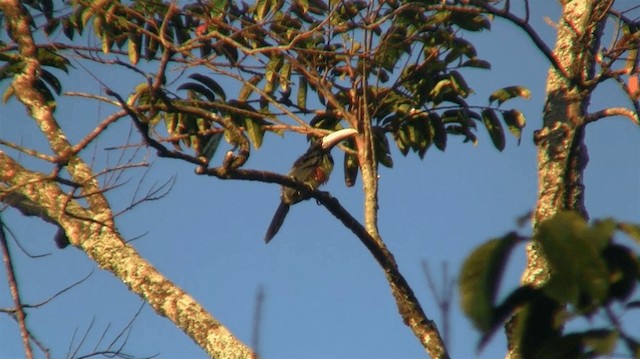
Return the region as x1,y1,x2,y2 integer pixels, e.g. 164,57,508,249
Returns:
310,112,342,130
343,143,359,187
33,78,56,110
188,73,227,101
37,48,70,72
177,82,217,101
264,55,284,95
449,70,472,97
128,32,141,65
459,232,523,332
373,129,393,168
602,244,639,302
244,117,265,149
461,58,491,69
451,12,491,32
481,108,505,151
489,86,531,106
297,76,308,109
429,113,447,151
239,75,262,101
144,21,159,60
501,109,526,144
39,69,62,96
513,294,561,357
582,329,619,356
478,286,539,351
535,211,610,311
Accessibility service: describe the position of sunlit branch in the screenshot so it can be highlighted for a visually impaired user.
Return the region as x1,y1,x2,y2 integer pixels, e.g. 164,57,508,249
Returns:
585,107,640,125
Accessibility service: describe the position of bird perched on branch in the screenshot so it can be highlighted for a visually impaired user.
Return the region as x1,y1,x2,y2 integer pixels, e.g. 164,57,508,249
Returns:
264,128,358,243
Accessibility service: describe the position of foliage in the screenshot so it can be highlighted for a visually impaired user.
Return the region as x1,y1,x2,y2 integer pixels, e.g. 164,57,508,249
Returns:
460,211,640,358
1,0,528,170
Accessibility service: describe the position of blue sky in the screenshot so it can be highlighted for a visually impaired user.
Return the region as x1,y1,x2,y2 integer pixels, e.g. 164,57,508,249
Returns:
1,2,639,358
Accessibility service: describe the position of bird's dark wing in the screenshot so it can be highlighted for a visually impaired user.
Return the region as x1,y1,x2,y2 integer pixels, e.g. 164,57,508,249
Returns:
264,200,290,243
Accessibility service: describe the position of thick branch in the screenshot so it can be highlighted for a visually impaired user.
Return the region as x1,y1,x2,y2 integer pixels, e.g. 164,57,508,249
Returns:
0,0,254,355
0,152,254,358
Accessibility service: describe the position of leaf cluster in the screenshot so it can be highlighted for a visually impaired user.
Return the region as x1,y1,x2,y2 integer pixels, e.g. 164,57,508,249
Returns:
0,0,533,177
460,211,640,358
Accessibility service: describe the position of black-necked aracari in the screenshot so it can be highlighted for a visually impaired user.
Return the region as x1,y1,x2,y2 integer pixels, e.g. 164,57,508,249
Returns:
264,128,358,243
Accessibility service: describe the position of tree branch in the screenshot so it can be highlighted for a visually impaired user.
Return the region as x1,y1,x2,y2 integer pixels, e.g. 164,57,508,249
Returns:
0,152,254,358
585,107,640,124
198,165,449,358
0,216,34,359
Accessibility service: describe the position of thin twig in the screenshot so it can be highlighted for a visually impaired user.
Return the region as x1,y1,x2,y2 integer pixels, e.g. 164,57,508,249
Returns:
0,215,34,359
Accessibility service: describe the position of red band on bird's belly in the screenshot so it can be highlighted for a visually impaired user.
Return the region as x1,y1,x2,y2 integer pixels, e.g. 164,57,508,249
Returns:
314,167,328,184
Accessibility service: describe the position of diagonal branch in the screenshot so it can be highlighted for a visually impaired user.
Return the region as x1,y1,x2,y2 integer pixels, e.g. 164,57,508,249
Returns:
468,0,571,81
199,165,449,358
0,152,254,358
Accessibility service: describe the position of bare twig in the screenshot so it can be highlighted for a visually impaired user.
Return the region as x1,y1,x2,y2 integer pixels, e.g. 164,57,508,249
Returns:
467,0,571,81
0,216,34,359
422,261,455,348
251,285,265,358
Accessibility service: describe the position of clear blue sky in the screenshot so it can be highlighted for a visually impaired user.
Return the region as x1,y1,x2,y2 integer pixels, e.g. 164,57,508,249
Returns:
1,2,639,358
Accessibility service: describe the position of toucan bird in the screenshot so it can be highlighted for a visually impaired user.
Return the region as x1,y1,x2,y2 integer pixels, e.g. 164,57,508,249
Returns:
264,128,358,243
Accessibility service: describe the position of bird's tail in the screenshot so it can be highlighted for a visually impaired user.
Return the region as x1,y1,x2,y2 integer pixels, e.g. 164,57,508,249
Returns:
264,201,290,244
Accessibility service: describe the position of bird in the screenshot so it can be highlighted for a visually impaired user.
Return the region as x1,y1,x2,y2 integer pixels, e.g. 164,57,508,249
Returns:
264,128,358,243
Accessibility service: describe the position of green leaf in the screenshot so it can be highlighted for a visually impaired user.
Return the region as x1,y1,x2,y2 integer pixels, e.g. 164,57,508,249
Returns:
449,70,472,97
459,232,523,332
376,25,410,71
198,133,223,163
489,86,531,106
501,109,526,144
373,129,393,168
279,61,291,93
253,0,272,21
535,211,610,310
34,78,56,110
209,0,227,18
37,48,70,72
244,117,265,149
478,286,539,351
297,76,308,109
582,329,618,355
461,58,491,69
481,108,505,151
602,244,639,302
239,76,262,101
177,82,217,101
264,55,283,95
128,32,141,65
40,69,62,96
343,148,359,187
310,112,342,130
513,294,561,357
429,113,447,151
451,12,491,32
189,73,226,101
144,22,159,60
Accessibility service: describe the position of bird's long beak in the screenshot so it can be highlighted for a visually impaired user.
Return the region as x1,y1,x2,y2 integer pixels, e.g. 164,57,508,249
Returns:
320,128,358,150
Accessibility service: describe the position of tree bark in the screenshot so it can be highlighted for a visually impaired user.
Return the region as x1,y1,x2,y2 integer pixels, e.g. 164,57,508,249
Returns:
0,1,253,357
507,0,610,357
